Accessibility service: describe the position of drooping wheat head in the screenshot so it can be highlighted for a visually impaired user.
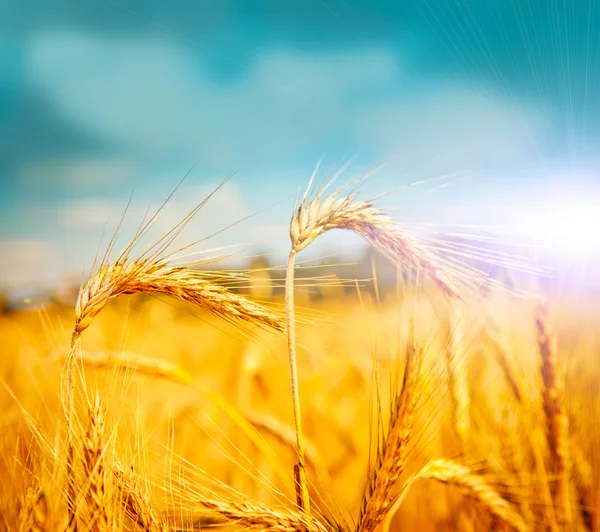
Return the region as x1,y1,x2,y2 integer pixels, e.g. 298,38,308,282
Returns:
285,168,465,513
74,260,283,339
289,176,461,298
64,183,284,528
56,349,193,386
415,459,527,532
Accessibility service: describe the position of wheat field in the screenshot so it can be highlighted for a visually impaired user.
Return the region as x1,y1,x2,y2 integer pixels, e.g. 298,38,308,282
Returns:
0,180,598,531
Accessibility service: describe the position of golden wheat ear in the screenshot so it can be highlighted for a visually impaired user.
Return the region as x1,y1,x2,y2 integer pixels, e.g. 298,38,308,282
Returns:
536,305,572,530
413,459,528,532
80,393,111,531
73,261,283,338
284,165,466,515
114,466,169,532
63,181,285,529
18,487,48,532
355,327,424,532
290,171,461,298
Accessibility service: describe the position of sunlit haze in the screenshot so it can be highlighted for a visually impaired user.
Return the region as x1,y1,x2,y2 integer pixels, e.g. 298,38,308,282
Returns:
2,1,600,291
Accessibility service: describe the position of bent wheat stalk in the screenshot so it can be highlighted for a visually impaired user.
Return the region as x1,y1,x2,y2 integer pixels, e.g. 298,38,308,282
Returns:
63,189,284,528
285,167,461,513
65,261,282,522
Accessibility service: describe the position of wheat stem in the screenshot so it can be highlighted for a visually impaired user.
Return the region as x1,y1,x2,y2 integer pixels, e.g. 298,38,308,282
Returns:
64,334,79,532
285,249,310,514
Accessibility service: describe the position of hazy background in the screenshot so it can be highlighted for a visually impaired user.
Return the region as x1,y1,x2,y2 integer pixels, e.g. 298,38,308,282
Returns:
2,0,600,291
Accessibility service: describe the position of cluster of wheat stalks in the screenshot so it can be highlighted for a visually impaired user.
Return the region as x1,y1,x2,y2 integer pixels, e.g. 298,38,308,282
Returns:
3,169,598,531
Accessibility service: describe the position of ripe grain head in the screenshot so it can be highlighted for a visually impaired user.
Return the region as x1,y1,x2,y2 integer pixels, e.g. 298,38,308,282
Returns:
356,333,424,532
416,459,527,532
290,182,460,298
74,260,283,339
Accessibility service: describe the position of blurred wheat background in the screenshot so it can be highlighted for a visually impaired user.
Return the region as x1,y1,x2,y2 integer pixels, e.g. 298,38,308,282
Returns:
1,235,598,530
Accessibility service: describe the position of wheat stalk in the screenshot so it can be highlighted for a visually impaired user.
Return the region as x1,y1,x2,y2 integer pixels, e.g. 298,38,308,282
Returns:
285,247,311,513
445,300,469,450
416,459,527,532
285,168,462,512
65,261,283,526
244,410,329,479
62,191,284,524
484,328,524,404
570,443,595,531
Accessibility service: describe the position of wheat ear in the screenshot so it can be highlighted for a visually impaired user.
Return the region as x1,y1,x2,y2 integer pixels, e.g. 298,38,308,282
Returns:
56,349,193,385
286,169,462,512
416,459,527,532
114,467,169,532
195,498,331,532
290,176,461,298
65,254,283,524
355,330,423,532
536,306,572,530
74,260,283,338
81,393,111,531
18,487,48,532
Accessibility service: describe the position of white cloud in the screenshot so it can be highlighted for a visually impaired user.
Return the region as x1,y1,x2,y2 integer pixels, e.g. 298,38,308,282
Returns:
15,32,552,287
15,180,285,288
359,84,546,170
19,158,137,190
0,239,62,290
26,32,545,174
24,34,398,165
59,197,130,229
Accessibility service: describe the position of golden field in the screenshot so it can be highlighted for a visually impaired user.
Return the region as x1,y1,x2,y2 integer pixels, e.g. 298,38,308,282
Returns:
0,281,598,531
0,177,598,531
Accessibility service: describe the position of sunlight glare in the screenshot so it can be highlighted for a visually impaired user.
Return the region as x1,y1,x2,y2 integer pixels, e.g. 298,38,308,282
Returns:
518,200,600,263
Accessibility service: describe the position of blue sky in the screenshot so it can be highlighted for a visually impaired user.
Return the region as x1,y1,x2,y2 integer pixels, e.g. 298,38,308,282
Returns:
2,0,600,289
